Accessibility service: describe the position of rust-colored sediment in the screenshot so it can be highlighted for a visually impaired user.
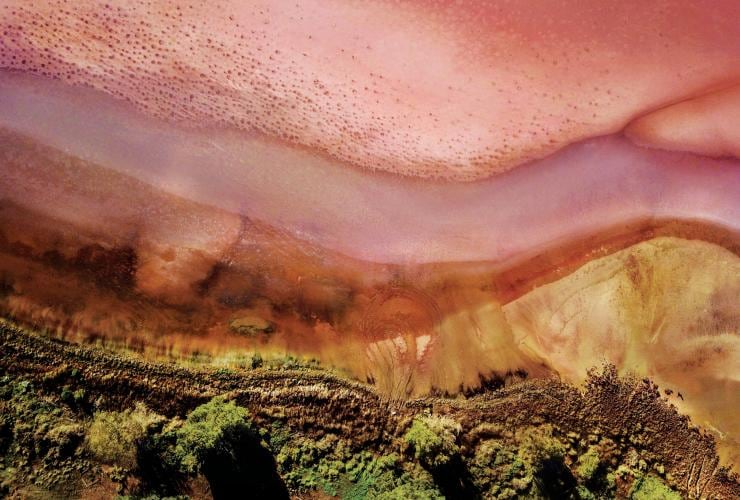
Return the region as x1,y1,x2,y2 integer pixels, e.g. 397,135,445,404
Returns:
0,127,736,365
490,218,739,303
0,126,735,342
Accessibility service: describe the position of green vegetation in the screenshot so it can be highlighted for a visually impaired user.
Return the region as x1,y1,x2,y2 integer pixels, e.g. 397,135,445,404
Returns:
469,425,587,499
0,370,700,500
276,435,341,493
350,455,443,499
0,331,727,500
0,374,274,498
403,416,461,469
274,433,443,499
87,403,163,468
0,375,90,496
518,424,566,466
342,454,442,500
629,473,681,500
471,440,524,498
174,396,252,473
575,446,601,482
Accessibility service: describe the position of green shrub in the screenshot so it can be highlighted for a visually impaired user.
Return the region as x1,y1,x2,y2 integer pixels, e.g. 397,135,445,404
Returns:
469,439,521,495
173,396,252,473
274,432,444,500
403,416,461,469
516,426,578,498
518,425,566,466
276,435,341,494
373,480,444,500
251,352,263,369
46,422,85,459
576,446,601,482
629,474,681,500
343,453,442,500
87,403,163,468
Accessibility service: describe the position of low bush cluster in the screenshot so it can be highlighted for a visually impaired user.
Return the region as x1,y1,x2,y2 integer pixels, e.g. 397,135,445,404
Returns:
87,403,163,468
403,415,461,469
0,371,687,500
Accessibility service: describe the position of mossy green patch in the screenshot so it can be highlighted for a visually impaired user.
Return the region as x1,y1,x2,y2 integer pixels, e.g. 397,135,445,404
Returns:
173,396,252,474
576,446,601,482
403,416,461,469
629,474,681,500
87,403,163,468
0,375,92,495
